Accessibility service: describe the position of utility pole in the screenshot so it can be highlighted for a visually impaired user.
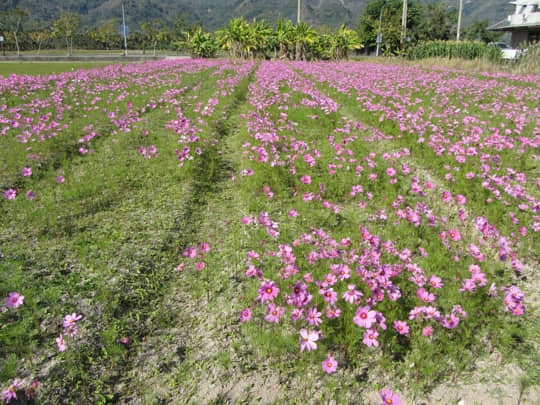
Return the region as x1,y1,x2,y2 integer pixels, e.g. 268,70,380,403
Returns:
456,0,463,41
122,2,128,56
297,0,301,23
376,1,386,57
401,0,408,48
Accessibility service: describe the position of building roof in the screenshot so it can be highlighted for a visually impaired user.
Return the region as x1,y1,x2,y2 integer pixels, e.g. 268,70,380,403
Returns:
488,19,540,31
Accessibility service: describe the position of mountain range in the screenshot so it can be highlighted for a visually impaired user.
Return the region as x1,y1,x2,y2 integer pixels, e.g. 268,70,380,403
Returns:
0,0,514,31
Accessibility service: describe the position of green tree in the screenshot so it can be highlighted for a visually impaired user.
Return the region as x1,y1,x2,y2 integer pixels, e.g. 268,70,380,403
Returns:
331,24,362,60
217,17,250,59
28,26,52,54
463,20,502,43
91,19,120,51
141,19,167,56
358,0,422,55
53,11,80,56
0,8,27,56
415,2,456,42
293,22,318,61
178,26,218,58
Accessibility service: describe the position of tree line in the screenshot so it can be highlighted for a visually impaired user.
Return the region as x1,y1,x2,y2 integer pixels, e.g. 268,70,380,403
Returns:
0,1,501,58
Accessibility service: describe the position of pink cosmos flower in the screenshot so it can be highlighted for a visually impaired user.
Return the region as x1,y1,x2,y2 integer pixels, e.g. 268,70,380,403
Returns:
288,209,299,217
428,275,443,288
257,280,280,302
386,167,396,177
63,313,82,328
448,229,461,242
5,292,24,308
441,190,452,203
121,337,130,345
363,329,379,347
56,176,65,183
21,167,32,177
265,303,284,323
321,354,338,374
2,378,23,403
455,194,466,205
393,320,409,335
379,388,404,405
300,175,312,184
196,261,205,271
4,189,16,200
56,334,67,352
183,246,197,258
199,242,210,253
299,328,319,352
353,306,377,328
306,307,323,326
26,190,35,200
240,308,252,322
422,326,434,337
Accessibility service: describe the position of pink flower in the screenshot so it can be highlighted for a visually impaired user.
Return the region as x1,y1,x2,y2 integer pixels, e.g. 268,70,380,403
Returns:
299,328,319,352
300,175,312,184
183,246,197,258
21,167,32,177
26,190,35,200
363,329,379,347
196,261,205,271
379,388,404,405
56,176,65,183
56,334,67,352
288,209,299,217
240,308,252,322
422,326,434,336
2,378,23,403
455,194,466,205
393,320,409,335
306,307,323,326
63,313,82,328
5,292,24,308
448,229,461,242
121,337,130,345
386,167,396,177
353,306,377,328
257,280,280,302
265,303,284,323
441,190,452,203
199,242,210,253
321,354,338,374
4,189,17,200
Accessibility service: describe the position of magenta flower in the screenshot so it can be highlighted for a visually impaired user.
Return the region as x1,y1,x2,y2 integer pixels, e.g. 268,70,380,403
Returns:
455,194,466,205
240,308,252,322
264,303,284,323
321,354,338,374
300,175,312,184
353,306,377,328
5,292,24,308
306,307,323,326
56,334,67,352
299,328,319,352
257,280,280,302
379,388,404,405
2,378,23,403
199,242,210,253
4,189,17,200
363,329,379,347
422,326,434,337
448,229,461,242
196,261,205,271
21,167,32,177
393,320,410,335
56,176,65,183
62,313,82,328
26,189,35,200
183,245,197,258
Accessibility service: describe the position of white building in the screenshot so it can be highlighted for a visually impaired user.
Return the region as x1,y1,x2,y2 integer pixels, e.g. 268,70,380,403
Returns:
489,0,540,47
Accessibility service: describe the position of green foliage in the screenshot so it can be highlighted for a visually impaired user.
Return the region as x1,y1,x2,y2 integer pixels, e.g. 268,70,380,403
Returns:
178,27,219,58
52,11,80,56
407,40,502,61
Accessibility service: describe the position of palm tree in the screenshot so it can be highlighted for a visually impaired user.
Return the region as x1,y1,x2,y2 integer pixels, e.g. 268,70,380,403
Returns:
275,18,295,60
217,17,250,59
293,22,318,61
331,24,362,60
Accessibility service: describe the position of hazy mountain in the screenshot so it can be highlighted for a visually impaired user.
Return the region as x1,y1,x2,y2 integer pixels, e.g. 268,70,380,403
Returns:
0,0,514,30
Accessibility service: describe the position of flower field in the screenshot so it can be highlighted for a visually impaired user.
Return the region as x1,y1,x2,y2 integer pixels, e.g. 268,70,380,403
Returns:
1,59,539,403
